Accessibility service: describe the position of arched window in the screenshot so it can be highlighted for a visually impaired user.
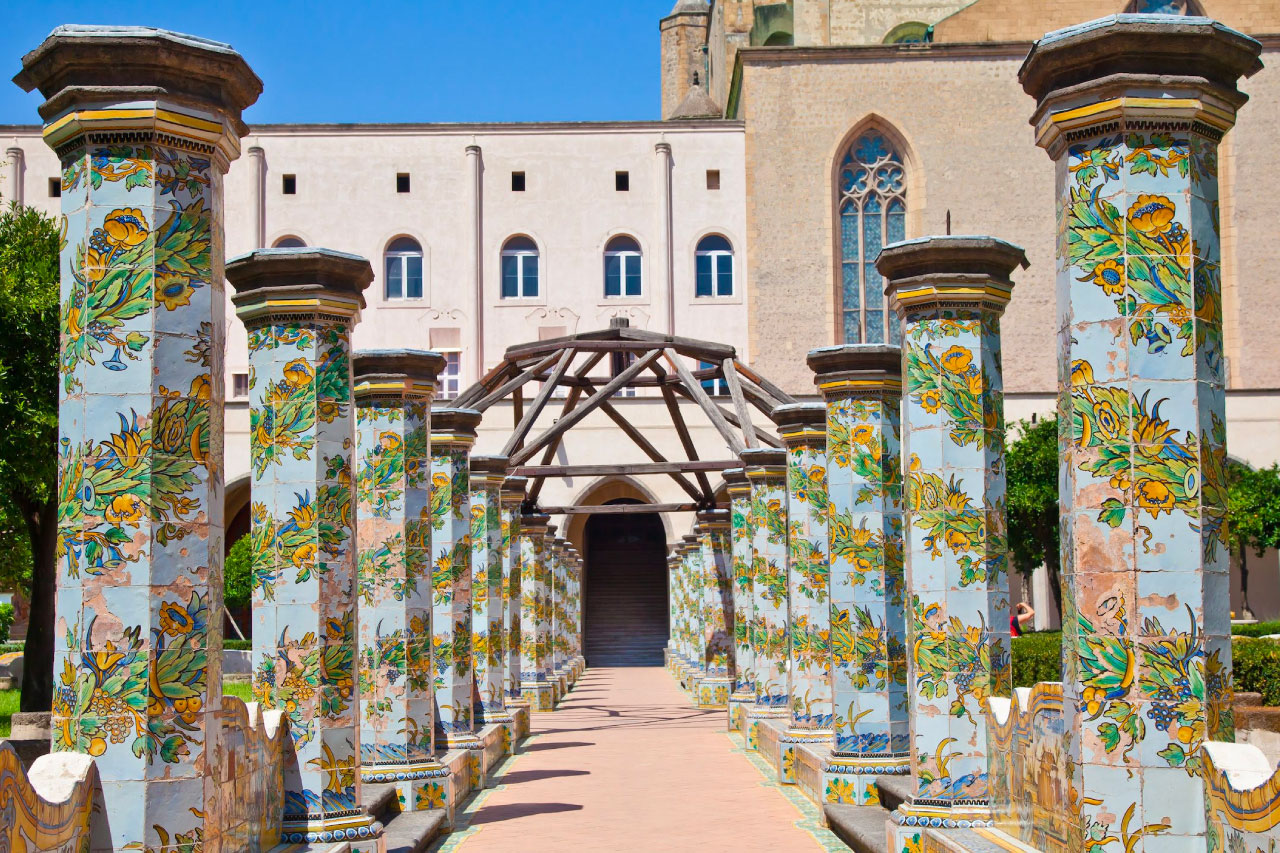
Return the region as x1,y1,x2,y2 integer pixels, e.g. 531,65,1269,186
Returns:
1125,0,1199,12
384,236,423,300
273,235,306,248
501,236,539,299
884,22,930,43
695,235,734,297
838,131,906,345
604,235,642,298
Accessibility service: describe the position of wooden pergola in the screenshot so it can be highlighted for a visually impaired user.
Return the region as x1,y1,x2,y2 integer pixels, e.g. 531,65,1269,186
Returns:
451,321,795,513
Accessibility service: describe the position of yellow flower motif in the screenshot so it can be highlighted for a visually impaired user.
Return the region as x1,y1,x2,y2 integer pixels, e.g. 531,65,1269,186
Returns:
966,371,983,396
1092,400,1122,441
154,404,189,455
159,602,194,637
767,499,782,514
189,375,212,400
1091,259,1126,296
920,388,942,414
851,526,873,548
282,358,315,388
1133,405,1177,446
289,500,317,530
84,245,110,283
940,345,972,374
102,208,150,248
156,275,195,311
378,432,403,452
1127,194,1176,237
849,425,875,446
105,493,145,524
1108,472,1131,491
292,542,317,568
1070,360,1094,387
945,528,971,552
1135,478,1176,518
432,472,449,489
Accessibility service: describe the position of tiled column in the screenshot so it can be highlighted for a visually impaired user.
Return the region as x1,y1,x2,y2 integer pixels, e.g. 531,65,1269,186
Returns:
550,538,569,692
879,236,1024,838
565,546,584,680
19,26,259,852
742,448,790,752
429,408,482,749
228,249,378,845
775,403,833,784
696,509,734,710
666,552,682,675
352,349,448,810
518,513,555,711
682,533,707,695
469,456,512,730
500,478,528,716
808,345,909,806
1022,18,1259,849
725,468,757,734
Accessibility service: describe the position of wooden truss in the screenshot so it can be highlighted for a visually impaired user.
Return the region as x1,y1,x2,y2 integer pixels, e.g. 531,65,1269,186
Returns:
451,324,796,511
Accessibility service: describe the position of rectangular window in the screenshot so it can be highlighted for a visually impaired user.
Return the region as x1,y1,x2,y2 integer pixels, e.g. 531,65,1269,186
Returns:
501,254,519,299
706,169,720,190
48,177,61,198
502,253,538,298
405,254,423,298
624,257,641,296
611,352,637,398
282,174,296,195
385,255,403,299
511,171,526,192
716,257,733,296
232,372,249,399
521,254,539,297
699,360,729,396
439,352,462,400
605,254,622,297
615,171,629,192
396,173,411,193
696,254,713,297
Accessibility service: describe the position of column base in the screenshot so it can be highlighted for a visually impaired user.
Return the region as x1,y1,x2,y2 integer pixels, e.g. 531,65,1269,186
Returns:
696,675,733,710
684,666,708,695
506,697,532,739
745,709,788,770
280,810,382,848
889,800,995,836
521,680,557,712
728,690,755,734
822,753,910,807
360,759,452,813
779,727,833,787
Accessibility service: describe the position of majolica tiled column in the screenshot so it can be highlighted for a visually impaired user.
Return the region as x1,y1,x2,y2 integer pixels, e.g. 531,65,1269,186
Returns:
696,509,734,710
1021,18,1259,849
518,512,555,711
229,249,378,845
666,552,682,675
775,403,833,783
880,236,1024,838
352,349,447,810
500,478,527,714
742,448,790,746
725,468,757,733
19,26,259,852
429,409,482,749
469,456,512,730
565,546,584,680
682,533,707,694
550,538,569,690
808,345,909,807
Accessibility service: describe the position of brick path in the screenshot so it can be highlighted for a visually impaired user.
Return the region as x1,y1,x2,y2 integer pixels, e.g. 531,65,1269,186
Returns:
445,667,826,852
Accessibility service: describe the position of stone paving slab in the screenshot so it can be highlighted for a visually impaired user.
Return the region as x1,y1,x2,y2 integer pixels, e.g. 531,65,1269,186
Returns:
439,667,837,852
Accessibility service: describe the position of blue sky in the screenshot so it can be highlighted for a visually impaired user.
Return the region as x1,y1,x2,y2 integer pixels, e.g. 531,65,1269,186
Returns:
2,1,673,125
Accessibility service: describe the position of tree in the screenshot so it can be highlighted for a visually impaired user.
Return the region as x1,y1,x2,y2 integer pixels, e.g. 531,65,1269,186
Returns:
1006,415,1062,620
0,201,60,712
1227,462,1280,620
224,535,252,612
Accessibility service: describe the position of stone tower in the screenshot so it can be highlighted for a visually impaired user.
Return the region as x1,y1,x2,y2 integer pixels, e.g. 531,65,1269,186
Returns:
660,0,711,119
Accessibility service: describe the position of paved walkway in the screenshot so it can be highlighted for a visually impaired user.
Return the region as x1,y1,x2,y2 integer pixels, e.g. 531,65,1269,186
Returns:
441,667,831,852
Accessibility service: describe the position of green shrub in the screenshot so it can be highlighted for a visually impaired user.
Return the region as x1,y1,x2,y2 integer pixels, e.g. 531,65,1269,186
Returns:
0,603,13,644
1011,631,1062,687
1232,638,1280,706
224,535,252,612
0,642,21,655
1232,620,1280,638
223,639,251,651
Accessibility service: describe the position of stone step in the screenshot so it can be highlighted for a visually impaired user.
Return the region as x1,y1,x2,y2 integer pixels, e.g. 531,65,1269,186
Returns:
823,804,891,853
362,782,401,824
379,809,448,853
873,776,913,813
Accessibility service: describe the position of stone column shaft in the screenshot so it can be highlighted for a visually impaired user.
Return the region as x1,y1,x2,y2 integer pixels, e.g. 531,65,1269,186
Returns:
882,236,1024,836
19,25,260,852
353,349,447,809
5,145,23,206
1020,17,1260,850
809,344,910,806
429,408,481,748
229,249,377,845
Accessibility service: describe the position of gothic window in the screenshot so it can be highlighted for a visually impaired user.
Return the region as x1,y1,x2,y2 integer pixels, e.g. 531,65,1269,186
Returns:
838,131,906,345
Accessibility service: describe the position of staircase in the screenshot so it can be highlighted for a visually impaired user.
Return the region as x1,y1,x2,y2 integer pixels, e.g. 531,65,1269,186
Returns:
583,509,669,666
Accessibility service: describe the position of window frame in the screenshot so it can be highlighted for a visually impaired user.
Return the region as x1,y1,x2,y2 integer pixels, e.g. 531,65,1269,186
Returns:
604,236,643,299
837,131,907,346
699,360,729,397
437,351,462,400
695,235,735,298
500,237,540,299
383,237,425,302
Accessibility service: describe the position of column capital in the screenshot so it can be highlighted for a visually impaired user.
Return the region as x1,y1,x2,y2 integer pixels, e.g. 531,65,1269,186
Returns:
432,407,482,447
774,402,827,449
740,447,786,481
227,247,372,327
500,476,527,504
4,146,22,159
1019,15,1261,158
808,344,902,399
14,26,262,165
353,349,446,400
655,141,672,155
880,235,1027,318
723,466,749,496
470,454,510,488
695,508,731,530
520,511,550,533
465,144,481,155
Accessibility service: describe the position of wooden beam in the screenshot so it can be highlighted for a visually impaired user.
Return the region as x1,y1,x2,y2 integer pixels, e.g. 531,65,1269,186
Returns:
722,357,758,449
671,383,783,449
454,360,514,409
512,384,523,430
472,350,564,412
538,502,699,515
662,348,744,455
737,373,781,419
512,460,739,478
734,359,796,405
501,347,577,457
509,349,662,465
653,363,714,499
525,352,606,505
583,384,704,502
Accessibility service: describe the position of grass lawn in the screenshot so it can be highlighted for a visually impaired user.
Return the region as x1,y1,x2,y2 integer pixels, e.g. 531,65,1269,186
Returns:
0,684,254,739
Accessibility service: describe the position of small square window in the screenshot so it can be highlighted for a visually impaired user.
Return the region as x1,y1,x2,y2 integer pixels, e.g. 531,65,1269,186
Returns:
48,178,61,198
706,169,720,190
232,373,249,399
282,174,296,195
512,171,526,192
396,173,411,193
615,171,629,192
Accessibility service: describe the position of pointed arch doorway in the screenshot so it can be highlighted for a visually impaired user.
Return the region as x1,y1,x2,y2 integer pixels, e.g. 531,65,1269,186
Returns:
583,499,668,666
